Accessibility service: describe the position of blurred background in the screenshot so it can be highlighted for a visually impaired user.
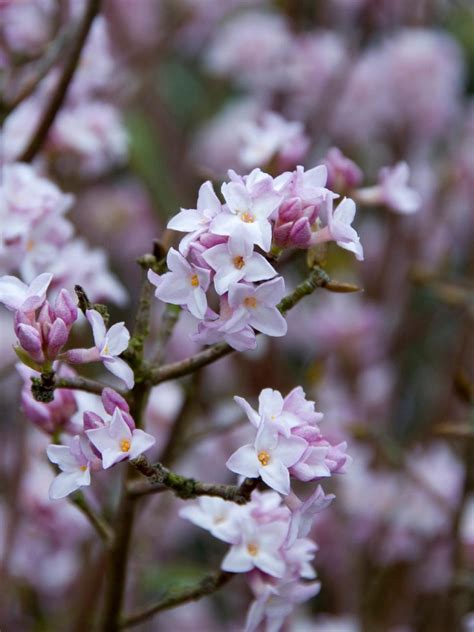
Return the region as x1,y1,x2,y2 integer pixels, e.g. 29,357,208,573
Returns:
1,0,474,630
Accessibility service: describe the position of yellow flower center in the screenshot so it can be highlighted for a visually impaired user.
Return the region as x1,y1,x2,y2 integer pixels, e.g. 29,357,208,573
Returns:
233,255,245,269
258,450,270,466
247,543,259,556
26,239,35,252
190,274,199,287
244,296,257,308
79,465,88,472
120,439,131,453
240,212,255,223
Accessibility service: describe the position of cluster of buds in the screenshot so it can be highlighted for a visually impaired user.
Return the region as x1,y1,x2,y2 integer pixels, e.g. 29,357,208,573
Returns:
0,273,76,368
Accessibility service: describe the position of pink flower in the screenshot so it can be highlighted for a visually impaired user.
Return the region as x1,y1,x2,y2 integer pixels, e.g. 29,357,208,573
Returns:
0,272,53,312
221,519,289,577
66,310,134,389
87,310,134,389
238,111,309,170
235,386,323,437
312,197,364,261
324,147,363,191
245,578,321,632
211,169,281,252
286,486,335,545
46,436,92,499
191,295,257,352
378,162,421,214
226,423,307,495
148,248,211,319
355,162,421,214
86,408,155,469
167,181,223,255
228,277,287,337
179,496,241,543
202,232,277,295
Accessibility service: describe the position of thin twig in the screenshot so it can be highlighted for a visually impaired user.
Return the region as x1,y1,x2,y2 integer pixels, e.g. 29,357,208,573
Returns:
70,492,114,545
149,265,339,385
131,456,259,504
18,0,101,163
120,570,233,629
3,23,74,114
54,375,117,396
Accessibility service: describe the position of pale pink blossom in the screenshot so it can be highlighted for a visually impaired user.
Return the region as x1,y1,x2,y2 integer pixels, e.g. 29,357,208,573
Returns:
148,248,211,320
312,197,364,261
191,295,257,351
179,496,241,543
46,436,92,499
86,408,155,469
238,111,309,170
221,519,289,577
211,169,282,252
167,181,223,255
226,423,307,495
245,578,321,632
235,386,323,437
228,277,287,337
202,232,277,295
0,272,53,312
66,310,134,389
355,162,421,214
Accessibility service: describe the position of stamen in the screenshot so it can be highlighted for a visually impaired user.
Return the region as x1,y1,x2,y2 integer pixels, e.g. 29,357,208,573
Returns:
244,296,257,308
79,465,88,472
258,450,270,466
120,439,131,452
247,543,259,556
233,256,245,269
240,212,255,223
190,274,199,287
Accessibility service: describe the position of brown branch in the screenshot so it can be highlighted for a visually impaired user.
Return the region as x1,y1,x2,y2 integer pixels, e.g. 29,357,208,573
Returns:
119,570,233,629
54,375,115,396
17,0,101,163
3,22,74,114
131,456,259,504
149,265,343,385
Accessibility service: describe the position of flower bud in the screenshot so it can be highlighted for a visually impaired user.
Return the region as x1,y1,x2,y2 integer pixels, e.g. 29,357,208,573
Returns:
17,323,45,363
101,387,130,415
55,289,78,327
83,411,105,431
46,318,69,359
289,217,312,248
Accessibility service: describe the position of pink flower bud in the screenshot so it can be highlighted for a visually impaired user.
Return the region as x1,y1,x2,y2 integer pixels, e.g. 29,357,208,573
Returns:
289,217,312,248
101,387,130,415
83,411,105,431
273,221,293,247
65,347,101,363
55,289,78,327
38,301,54,325
122,411,136,431
279,198,302,222
325,147,363,191
46,318,69,359
17,323,45,363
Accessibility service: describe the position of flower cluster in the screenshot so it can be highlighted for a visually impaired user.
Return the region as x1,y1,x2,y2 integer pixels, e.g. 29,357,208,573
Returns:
150,166,363,351
0,163,127,305
0,272,134,389
46,387,155,499
181,386,347,631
